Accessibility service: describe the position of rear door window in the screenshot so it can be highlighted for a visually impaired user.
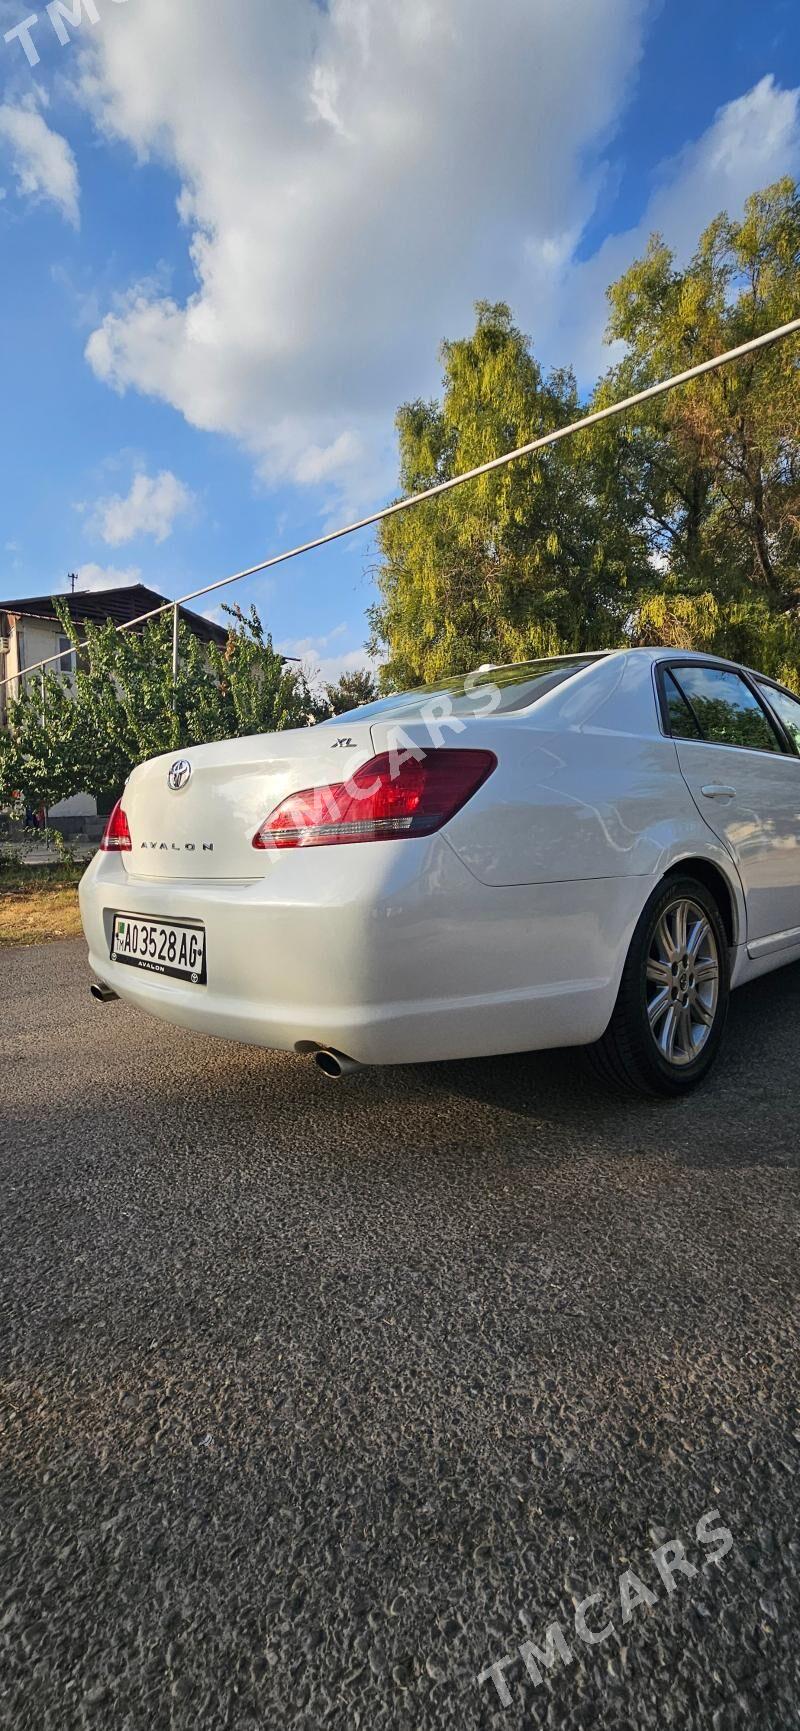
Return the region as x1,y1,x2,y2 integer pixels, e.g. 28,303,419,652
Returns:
757,682,800,755
667,665,782,754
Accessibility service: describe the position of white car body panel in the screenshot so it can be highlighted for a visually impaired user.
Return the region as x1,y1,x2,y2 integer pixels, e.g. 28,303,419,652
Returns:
81,841,647,1063
79,648,800,1066
377,655,728,886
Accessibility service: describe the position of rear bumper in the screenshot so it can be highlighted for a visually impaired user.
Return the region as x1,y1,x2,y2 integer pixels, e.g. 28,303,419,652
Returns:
79,841,648,1065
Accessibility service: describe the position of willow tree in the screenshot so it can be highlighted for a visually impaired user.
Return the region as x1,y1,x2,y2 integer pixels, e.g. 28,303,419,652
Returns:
369,301,649,688
371,179,800,691
598,176,800,682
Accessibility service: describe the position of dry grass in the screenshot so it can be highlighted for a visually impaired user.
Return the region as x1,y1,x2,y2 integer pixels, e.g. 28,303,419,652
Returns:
0,885,83,947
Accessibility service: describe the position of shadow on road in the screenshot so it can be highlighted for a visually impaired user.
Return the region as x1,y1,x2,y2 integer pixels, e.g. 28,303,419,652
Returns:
414,959,800,1170
3,943,799,1181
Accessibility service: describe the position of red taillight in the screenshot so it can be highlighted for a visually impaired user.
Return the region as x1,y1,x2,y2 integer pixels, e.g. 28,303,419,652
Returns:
100,800,132,852
252,749,497,850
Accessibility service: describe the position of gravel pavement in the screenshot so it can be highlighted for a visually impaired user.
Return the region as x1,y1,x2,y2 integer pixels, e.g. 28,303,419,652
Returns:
1,939,799,1730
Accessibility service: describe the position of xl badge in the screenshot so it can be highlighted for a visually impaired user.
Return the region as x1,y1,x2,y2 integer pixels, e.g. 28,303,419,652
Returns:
168,759,192,791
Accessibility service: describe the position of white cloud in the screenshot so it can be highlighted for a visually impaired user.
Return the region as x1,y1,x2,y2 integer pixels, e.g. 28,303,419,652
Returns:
287,624,350,656
653,76,800,254
294,431,364,488
0,100,79,226
76,7,799,519
79,0,648,509
528,75,800,384
309,64,352,141
88,469,195,546
50,262,102,330
280,626,377,690
67,563,142,592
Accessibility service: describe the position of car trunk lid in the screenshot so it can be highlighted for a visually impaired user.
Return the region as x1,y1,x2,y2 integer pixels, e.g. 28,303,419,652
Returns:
121,726,377,879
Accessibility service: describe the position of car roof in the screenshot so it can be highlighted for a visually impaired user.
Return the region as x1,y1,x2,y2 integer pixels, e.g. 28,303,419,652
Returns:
474,647,780,685
616,646,785,688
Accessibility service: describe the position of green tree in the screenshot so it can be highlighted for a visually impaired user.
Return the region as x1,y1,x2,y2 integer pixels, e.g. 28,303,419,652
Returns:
320,670,380,715
0,603,313,815
599,176,800,680
0,671,92,813
369,301,649,687
371,181,800,691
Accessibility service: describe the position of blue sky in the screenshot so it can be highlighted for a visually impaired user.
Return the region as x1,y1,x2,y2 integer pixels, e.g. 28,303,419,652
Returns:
0,0,798,685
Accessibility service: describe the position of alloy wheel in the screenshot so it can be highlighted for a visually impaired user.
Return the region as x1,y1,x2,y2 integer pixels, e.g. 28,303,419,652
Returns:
645,896,720,1068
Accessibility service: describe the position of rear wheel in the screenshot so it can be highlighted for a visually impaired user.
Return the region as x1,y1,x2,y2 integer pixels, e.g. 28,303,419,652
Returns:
588,875,730,1097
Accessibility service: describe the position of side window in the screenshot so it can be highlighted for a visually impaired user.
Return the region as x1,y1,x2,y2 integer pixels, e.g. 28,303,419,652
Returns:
663,670,702,740
758,683,800,755
669,666,781,753
57,635,74,675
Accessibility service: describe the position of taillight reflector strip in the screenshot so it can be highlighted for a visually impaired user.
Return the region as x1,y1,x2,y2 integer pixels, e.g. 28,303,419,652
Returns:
100,800,132,852
252,749,496,849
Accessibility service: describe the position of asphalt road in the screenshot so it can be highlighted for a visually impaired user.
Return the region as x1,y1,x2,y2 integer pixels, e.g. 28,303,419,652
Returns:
1,939,799,1731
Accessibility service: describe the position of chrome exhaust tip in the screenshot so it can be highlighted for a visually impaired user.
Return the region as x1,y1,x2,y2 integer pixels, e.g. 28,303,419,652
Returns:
90,982,119,1004
313,1047,361,1079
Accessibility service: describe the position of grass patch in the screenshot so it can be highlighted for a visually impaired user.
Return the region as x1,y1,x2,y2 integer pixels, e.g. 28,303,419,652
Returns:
0,863,84,894
0,868,84,946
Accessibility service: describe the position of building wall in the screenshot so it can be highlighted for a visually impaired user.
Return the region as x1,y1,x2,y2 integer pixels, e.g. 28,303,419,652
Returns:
1,615,97,820
0,612,23,726
17,619,74,684
50,793,98,818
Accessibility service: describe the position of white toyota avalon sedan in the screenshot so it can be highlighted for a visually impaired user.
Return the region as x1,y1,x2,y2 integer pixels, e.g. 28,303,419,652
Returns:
79,648,800,1095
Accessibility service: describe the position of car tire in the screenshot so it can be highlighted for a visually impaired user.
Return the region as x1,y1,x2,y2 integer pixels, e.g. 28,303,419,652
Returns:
588,874,731,1097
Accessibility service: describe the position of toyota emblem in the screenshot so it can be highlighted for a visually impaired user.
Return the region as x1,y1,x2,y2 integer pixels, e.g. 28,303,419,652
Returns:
168,759,192,791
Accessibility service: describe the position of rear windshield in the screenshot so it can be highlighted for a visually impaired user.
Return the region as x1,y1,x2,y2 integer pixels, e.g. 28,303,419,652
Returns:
328,655,607,724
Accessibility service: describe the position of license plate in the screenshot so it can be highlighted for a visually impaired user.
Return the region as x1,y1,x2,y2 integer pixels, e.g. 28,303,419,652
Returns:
111,914,207,984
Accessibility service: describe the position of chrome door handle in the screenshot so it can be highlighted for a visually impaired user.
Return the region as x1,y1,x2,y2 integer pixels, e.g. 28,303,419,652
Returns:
701,783,736,800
